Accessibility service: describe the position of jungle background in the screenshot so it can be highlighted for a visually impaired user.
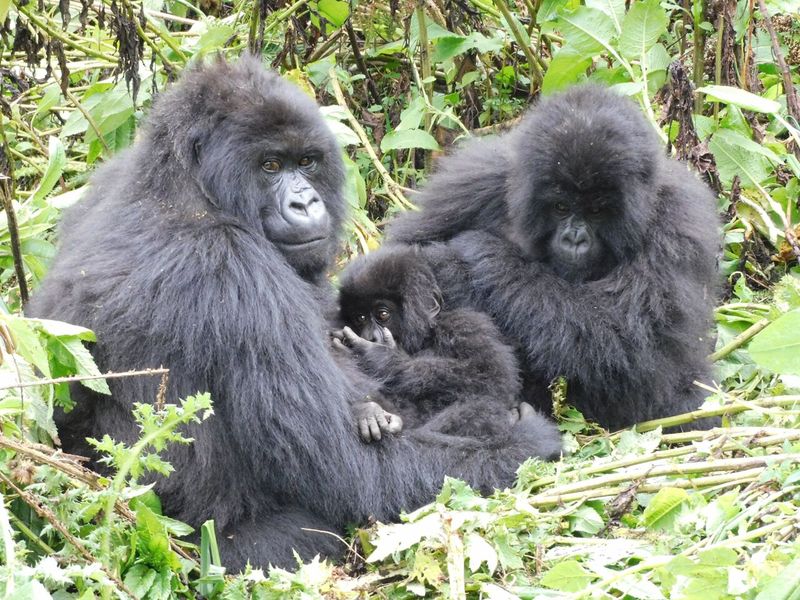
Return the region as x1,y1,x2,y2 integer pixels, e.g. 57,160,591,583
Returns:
2,0,800,598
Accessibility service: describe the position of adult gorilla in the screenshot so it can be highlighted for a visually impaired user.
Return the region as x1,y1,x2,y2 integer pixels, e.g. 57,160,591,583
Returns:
28,57,560,571
387,85,719,431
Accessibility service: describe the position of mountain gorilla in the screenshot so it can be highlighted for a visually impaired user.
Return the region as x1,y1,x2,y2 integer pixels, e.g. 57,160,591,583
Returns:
387,85,719,431
28,56,561,572
333,246,558,444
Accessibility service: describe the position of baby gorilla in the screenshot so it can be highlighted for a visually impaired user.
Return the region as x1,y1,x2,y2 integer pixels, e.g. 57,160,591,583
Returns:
333,246,558,447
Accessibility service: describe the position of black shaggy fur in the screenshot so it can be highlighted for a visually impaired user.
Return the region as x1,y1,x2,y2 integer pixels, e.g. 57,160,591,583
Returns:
28,57,563,572
387,85,720,431
338,246,560,440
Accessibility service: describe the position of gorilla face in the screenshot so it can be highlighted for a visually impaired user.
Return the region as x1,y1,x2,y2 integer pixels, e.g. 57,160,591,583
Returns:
338,247,442,353
506,85,662,283
175,62,345,279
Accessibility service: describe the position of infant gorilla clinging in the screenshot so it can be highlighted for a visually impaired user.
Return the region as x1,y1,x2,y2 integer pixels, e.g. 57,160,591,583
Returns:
332,246,561,453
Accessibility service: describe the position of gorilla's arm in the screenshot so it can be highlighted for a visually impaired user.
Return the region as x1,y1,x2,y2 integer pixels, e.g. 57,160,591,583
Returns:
386,136,511,244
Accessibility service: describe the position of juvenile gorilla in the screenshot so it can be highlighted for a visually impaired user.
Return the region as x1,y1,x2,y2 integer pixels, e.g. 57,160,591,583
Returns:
28,57,561,572
387,85,719,431
333,247,558,444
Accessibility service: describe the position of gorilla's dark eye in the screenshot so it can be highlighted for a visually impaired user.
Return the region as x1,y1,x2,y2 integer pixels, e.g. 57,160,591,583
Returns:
299,156,315,168
375,308,391,323
356,314,367,323
588,202,607,216
554,202,570,214
262,159,281,173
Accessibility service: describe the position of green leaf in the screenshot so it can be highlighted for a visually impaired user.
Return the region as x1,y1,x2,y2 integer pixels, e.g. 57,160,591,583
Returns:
618,0,668,61
52,337,111,395
317,0,350,27
568,505,604,534
0,0,10,23
32,318,96,340
540,560,596,592
380,129,441,152
708,129,775,187
697,84,781,114
465,533,498,574
756,557,800,600
749,310,800,375
558,7,616,59
31,137,66,205
586,0,625,33
123,564,157,598
542,50,592,94
641,487,689,530
4,316,51,377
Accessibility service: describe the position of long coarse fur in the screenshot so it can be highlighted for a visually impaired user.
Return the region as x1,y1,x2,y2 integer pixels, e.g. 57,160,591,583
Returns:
28,56,563,571
338,247,558,440
387,85,720,430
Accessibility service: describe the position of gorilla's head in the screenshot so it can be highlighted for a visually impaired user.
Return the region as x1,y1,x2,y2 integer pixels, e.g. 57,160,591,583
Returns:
507,85,664,282
144,56,345,279
338,247,442,354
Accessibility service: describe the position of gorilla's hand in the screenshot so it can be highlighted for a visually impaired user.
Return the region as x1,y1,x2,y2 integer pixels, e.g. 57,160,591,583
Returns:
331,326,402,378
353,400,404,442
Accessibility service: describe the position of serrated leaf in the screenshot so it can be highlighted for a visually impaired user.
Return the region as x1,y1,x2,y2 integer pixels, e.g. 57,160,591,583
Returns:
641,487,689,530
123,564,157,598
54,337,111,395
4,316,51,377
586,0,625,33
558,7,616,59
380,129,440,152
540,560,596,592
31,137,66,205
708,129,775,187
697,84,781,114
749,310,800,375
618,0,668,61
465,533,498,573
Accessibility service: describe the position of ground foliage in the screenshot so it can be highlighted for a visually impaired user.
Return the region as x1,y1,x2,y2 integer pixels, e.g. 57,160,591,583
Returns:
1,0,800,598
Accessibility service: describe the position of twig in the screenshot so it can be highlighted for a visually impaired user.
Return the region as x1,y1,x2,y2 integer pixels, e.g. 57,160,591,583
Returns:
64,88,111,154
328,67,414,210
345,20,380,105
708,317,771,362
0,472,137,597
493,0,543,89
416,2,434,171
0,367,169,391
757,0,800,126
0,115,29,305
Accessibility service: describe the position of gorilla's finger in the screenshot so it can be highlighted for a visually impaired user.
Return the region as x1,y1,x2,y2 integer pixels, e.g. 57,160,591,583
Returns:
368,417,382,441
381,327,397,349
359,418,378,443
508,406,520,424
331,338,351,354
375,410,390,431
342,326,369,351
329,329,345,341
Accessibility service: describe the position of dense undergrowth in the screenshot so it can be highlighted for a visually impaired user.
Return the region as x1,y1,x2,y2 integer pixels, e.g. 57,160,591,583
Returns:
1,0,800,598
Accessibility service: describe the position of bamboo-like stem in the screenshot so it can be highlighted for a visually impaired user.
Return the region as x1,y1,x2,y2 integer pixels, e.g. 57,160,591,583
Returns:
328,68,414,210
493,0,543,89
708,317,771,362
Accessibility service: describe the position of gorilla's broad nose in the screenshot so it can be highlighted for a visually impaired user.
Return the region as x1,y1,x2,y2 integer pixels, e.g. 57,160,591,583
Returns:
283,188,326,226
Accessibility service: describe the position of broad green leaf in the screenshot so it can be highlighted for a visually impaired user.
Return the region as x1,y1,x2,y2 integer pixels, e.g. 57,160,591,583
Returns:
380,129,440,152
542,50,592,94
586,0,625,33
708,129,775,187
568,504,604,534
123,564,157,598
0,0,9,23
618,0,668,61
558,7,616,59
52,337,111,395
697,84,781,114
647,43,671,73
749,310,800,375
317,0,350,27
755,557,800,600
32,318,96,340
465,533,498,573
540,560,596,592
641,487,689,530
4,316,50,377
31,137,67,205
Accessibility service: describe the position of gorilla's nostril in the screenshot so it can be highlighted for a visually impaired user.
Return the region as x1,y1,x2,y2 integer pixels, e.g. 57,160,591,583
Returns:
289,201,308,215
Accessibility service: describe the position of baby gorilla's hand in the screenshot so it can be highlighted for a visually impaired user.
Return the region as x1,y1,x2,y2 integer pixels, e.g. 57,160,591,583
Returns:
353,401,403,443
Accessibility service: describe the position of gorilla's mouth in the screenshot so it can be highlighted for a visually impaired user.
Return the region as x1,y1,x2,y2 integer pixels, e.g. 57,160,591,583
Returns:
275,237,327,248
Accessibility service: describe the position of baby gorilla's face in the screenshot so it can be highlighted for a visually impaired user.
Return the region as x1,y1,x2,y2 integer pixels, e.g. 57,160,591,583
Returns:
343,298,403,346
